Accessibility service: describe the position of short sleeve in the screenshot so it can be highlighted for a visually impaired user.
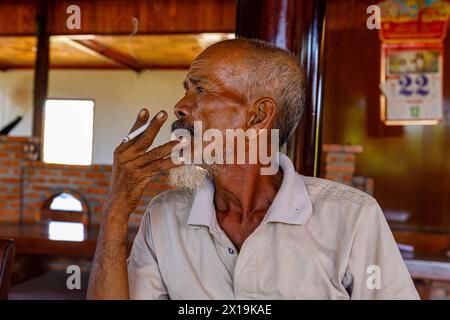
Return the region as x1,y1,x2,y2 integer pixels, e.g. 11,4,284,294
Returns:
127,205,169,300
344,201,420,300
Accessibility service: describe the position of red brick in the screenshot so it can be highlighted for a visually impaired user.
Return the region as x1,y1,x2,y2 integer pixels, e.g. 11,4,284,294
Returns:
325,174,340,181
342,175,353,183
28,177,46,183
25,193,41,199
95,181,110,187
62,171,82,177
86,188,108,195
13,152,28,159
342,145,363,153
326,152,356,163
0,160,21,167
38,169,60,176
85,173,95,179
0,177,21,183
1,137,31,143
322,144,342,152
86,172,107,179
10,187,20,193
71,179,93,186
48,178,70,184
9,202,20,208
343,154,356,162
0,208,19,216
325,165,355,173
31,185,50,191
2,144,24,151
24,202,43,209
91,164,112,171
11,169,21,175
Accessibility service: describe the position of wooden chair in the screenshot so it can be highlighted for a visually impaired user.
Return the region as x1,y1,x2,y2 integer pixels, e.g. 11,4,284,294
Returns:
0,239,15,300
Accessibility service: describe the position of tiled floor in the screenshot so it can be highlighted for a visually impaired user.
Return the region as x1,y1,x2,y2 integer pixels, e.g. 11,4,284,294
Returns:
9,270,89,300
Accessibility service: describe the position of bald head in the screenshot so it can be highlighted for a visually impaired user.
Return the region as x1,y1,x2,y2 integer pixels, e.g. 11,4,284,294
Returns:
199,38,306,145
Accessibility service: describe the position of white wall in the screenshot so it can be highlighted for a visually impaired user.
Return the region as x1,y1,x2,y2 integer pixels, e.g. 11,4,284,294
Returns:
0,71,34,137
0,70,187,164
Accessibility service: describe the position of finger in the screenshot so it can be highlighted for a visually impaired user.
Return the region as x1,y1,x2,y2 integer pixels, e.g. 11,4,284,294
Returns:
126,110,168,154
131,140,181,167
139,158,182,178
129,108,149,133
115,108,150,154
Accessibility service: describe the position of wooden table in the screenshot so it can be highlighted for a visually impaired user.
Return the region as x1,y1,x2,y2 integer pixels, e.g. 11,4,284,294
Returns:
1,222,450,281
401,251,450,282
0,222,137,257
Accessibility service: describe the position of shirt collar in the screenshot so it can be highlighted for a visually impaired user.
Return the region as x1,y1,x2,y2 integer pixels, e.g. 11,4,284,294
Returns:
187,152,313,227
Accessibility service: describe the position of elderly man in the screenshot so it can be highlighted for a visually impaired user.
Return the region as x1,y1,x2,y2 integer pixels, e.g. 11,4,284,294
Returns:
87,39,419,300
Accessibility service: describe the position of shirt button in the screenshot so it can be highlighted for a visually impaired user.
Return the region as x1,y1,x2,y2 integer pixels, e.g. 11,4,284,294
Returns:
228,248,235,254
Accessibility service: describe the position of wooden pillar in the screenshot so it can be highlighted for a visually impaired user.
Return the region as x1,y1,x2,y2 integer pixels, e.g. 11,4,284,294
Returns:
32,1,50,159
236,0,300,50
235,0,327,176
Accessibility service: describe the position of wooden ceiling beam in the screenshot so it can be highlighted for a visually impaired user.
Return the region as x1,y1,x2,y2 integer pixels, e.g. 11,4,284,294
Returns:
59,37,143,72
0,59,12,71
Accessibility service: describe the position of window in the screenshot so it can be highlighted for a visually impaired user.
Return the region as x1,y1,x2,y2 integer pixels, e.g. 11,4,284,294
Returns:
42,192,89,242
49,192,83,212
43,99,94,165
48,221,84,242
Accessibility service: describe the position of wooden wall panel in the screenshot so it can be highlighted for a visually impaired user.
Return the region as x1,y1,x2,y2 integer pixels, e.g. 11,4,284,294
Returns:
0,0,236,36
322,0,450,232
0,1,37,36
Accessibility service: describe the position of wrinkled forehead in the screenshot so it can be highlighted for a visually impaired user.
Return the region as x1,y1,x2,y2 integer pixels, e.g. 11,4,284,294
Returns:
186,45,247,88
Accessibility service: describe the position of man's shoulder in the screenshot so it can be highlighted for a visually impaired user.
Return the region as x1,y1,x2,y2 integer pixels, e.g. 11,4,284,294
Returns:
144,188,195,223
301,175,378,209
300,176,387,238
148,188,195,206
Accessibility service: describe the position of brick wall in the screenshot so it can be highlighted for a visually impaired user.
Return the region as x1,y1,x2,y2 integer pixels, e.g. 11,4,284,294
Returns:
322,144,374,196
0,136,35,223
0,136,171,227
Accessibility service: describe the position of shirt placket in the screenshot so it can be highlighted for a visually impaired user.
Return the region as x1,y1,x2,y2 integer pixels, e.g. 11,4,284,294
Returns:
232,231,259,299
208,220,238,281
209,214,267,299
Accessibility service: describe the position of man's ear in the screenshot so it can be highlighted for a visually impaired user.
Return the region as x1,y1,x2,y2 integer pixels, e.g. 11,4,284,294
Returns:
246,97,276,130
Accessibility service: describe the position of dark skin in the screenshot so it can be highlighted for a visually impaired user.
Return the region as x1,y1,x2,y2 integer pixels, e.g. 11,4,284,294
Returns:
177,43,283,250
87,41,282,299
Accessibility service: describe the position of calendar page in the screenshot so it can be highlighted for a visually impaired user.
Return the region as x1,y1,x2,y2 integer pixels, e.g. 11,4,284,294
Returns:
381,43,443,124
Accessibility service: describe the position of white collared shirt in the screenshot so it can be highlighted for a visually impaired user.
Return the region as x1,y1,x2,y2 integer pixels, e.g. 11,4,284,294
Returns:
127,153,419,299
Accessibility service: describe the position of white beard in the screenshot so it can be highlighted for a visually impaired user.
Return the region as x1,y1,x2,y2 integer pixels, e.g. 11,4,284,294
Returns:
168,164,209,191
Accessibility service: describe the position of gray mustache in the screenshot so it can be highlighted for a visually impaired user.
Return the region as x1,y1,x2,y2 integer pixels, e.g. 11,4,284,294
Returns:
171,120,195,135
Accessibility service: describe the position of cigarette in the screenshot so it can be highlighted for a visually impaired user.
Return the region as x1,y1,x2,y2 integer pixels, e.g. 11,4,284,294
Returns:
122,122,150,143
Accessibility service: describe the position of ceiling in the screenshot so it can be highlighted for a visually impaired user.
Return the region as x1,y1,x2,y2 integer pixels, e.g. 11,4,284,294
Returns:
0,33,235,71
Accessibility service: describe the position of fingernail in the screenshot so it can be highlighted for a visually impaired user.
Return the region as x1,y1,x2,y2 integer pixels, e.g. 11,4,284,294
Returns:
139,109,148,119
157,111,166,120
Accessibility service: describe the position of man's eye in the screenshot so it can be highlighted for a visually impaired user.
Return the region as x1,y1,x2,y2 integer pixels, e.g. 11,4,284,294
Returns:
196,86,205,93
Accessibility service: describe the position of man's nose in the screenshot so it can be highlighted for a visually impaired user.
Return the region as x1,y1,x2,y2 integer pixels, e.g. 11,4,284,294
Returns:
173,100,191,119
